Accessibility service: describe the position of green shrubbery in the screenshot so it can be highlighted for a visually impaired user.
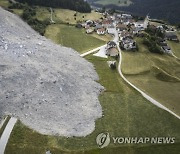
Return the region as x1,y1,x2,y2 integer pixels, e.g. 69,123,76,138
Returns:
15,0,91,13
21,7,50,35
8,2,50,35
143,36,163,54
8,1,24,9
143,26,164,54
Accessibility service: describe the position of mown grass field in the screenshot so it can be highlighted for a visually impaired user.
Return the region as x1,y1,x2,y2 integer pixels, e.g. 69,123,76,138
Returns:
121,37,180,116
6,55,180,154
45,24,106,53
95,0,132,6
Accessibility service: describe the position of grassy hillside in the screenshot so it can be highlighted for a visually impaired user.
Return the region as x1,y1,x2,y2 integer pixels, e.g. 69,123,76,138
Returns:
0,0,8,7
45,24,106,53
6,55,180,153
35,7,103,25
121,37,180,115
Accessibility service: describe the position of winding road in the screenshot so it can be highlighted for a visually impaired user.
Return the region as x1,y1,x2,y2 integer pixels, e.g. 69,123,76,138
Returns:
81,28,180,120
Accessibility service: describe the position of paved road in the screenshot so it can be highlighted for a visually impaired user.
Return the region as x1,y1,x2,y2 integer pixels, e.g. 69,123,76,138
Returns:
81,28,180,120
0,117,17,154
113,29,180,119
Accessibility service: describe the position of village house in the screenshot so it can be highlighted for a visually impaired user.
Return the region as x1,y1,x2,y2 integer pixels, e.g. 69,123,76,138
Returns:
97,28,106,35
86,20,94,26
134,21,145,31
107,24,115,34
120,36,136,51
157,25,165,33
106,47,119,57
161,45,171,53
94,24,103,31
158,39,167,46
165,32,179,42
107,61,116,69
119,31,133,41
94,20,101,25
86,28,94,34
124,19,135,25
107,41,116,48
116,23,127,32
84,24,90,29
102,19,113,28
121,14,133,19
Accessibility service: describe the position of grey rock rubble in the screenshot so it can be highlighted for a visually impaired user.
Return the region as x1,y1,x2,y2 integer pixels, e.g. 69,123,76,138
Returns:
0,7,103,137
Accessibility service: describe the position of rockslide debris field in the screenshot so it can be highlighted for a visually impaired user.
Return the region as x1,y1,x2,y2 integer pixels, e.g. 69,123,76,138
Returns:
0,7,103,137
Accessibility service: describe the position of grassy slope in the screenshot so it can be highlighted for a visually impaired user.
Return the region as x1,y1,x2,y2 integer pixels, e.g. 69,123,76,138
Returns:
95,0,132,6
121,37,180,115
6,55,180,154
55,9,103,25
0,0,9,7
36,7,108,53
35,7,103,25
45,24,106,53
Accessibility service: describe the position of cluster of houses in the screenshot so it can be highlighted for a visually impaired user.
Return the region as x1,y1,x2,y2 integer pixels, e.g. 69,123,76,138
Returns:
76,10,179,56
155,25,179,53
77,13,150,52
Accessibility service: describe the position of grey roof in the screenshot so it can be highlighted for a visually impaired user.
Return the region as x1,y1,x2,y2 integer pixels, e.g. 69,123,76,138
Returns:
162,46,171,50
107,41,116,46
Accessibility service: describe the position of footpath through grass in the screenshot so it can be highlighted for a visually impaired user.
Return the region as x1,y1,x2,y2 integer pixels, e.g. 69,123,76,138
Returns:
6,55,180,154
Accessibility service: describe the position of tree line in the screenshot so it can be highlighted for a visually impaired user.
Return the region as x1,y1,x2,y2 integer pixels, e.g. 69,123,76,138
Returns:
15,0,91,13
